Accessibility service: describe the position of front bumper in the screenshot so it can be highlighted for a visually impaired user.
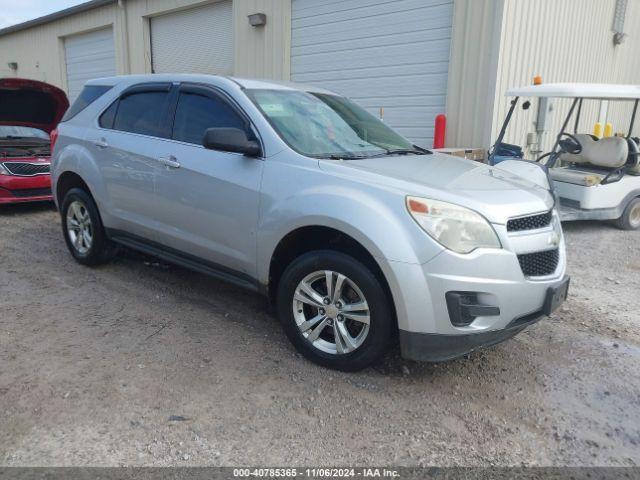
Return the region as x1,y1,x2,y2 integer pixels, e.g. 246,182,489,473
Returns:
0,171,52,205
400,308,544,362
385,211,568,361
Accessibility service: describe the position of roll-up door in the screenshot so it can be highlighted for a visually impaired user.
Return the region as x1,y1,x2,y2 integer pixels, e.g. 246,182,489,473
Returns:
150,1,233,75
292,0,454,146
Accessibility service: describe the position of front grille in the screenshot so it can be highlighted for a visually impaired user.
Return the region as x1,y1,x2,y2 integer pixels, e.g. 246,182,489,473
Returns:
11,188,52,198
517,249,559,277
2,162,50,176
507,211,553,232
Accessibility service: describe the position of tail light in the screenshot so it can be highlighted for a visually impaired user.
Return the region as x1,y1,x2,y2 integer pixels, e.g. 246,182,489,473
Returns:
50,128,59,152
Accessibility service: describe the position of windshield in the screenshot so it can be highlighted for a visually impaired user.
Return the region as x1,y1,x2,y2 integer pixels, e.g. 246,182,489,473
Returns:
0,126,49,140
245,89,416,158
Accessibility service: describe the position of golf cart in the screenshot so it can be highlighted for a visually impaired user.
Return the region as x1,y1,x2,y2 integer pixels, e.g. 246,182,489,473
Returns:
490,83,640,230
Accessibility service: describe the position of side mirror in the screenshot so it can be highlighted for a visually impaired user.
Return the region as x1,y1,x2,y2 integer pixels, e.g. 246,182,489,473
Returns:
202,128,262,157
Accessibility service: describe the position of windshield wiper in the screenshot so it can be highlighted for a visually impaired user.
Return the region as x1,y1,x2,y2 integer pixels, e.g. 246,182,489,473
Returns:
385,149,426,155
363,148,431,158
327,145,431,160
365,144,433,158
329,154,369,160
413,145,432,154
386,145,432,155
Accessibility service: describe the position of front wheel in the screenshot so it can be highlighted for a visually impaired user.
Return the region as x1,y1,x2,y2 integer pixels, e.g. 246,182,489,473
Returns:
614,197,640,230
276,251,394,371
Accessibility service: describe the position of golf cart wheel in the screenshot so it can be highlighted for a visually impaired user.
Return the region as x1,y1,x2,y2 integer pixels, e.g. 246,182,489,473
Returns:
615,197,640,230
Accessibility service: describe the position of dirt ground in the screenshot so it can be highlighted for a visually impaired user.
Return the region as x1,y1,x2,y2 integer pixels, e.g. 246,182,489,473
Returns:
0,202,639,467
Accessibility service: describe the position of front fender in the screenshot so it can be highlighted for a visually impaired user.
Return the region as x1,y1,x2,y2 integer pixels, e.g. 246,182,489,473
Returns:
256,184,444,333
256,156,445,282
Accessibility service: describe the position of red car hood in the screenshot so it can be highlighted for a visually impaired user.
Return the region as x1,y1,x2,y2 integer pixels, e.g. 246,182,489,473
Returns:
0,78,69,134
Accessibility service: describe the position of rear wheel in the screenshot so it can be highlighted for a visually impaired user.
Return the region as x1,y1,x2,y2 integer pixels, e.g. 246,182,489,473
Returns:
615,197,640,230
276,251,393,371
61,188,115,265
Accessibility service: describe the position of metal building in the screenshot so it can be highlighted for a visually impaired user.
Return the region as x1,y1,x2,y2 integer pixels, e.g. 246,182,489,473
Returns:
0,0,638,148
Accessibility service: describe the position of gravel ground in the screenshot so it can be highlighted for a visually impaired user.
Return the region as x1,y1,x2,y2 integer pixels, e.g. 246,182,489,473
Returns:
0,203,639,467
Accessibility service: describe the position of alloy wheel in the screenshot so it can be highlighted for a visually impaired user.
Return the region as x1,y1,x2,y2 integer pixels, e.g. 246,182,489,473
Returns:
292,270,370,355
66,200,93,254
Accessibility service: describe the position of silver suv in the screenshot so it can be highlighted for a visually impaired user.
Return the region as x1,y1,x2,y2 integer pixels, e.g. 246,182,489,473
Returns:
52,75,569,371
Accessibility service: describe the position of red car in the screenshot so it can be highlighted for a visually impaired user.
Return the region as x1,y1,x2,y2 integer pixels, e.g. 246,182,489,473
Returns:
0,78,69,204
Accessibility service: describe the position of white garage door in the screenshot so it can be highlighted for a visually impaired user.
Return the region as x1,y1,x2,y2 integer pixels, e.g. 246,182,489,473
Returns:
292,0,453,147
64,28,116,102
150,1,233,75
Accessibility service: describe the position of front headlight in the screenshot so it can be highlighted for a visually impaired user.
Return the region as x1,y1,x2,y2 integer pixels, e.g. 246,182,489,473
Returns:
406,196,501,254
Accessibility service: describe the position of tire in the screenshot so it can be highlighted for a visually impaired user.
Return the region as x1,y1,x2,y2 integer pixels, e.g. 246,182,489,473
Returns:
276,250,394,371
614,197,640,231
61,188,115,266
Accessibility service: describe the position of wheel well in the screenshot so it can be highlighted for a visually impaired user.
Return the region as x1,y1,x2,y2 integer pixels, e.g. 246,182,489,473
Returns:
56,172,91,206
268,226,396,322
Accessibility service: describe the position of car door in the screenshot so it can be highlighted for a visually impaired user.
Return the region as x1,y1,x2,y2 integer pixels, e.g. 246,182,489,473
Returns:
91,83,173,240
153,83,264,278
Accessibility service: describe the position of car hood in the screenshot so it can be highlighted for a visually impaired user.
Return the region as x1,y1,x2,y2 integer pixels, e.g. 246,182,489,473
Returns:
319,153,555,224
0,78,69,134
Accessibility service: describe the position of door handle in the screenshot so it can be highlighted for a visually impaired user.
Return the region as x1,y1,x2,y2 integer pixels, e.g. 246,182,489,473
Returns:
94,138,109,149
158,155,181,169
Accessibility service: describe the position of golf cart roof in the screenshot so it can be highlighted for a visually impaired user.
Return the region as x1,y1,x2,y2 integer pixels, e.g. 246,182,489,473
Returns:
506,83,640,100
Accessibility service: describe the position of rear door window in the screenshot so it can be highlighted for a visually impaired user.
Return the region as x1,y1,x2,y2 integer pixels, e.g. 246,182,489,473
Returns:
172,91,248,145
112,91,171,138
62,85,112,121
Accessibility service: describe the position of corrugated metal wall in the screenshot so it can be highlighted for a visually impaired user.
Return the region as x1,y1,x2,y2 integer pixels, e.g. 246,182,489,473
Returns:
123,0,291,80
0,3,120,91
492,0,640,155
445,0,504,148
3,0,638,151
233,0,291,80
0,0,291,96
124,0,291,79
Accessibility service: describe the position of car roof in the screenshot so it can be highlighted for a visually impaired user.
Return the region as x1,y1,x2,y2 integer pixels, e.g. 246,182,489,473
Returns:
506,83,640,100
86,74,337,95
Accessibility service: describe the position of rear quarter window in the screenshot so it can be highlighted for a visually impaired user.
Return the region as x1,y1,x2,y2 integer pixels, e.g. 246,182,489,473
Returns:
61,85,112,122
99,101,118,129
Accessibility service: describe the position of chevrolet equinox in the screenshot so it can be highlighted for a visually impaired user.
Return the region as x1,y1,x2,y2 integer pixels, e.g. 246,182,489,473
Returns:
51,75,570,371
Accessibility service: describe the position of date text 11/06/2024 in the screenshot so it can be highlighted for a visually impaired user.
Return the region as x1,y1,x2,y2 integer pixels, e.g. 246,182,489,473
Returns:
233,468,400,478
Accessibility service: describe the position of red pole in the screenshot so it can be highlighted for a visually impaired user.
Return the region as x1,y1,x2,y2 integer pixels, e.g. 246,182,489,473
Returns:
433,114,446,149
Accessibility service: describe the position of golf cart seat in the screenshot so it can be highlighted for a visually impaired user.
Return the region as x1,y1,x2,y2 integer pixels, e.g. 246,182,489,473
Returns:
559,134,628,169
551,134,629,186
